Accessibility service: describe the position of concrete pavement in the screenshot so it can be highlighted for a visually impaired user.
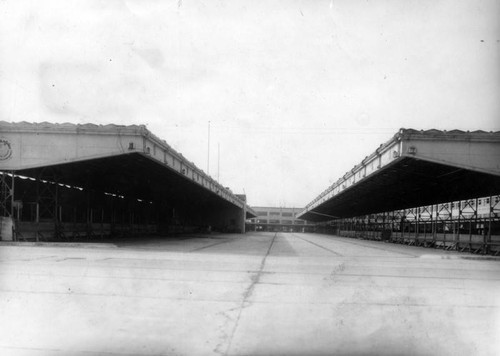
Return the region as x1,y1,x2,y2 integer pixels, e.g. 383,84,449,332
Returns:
0,232,499,355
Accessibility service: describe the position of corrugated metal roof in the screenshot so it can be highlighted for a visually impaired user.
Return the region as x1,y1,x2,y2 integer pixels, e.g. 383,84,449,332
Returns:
0,121,147,134
398,128,500,141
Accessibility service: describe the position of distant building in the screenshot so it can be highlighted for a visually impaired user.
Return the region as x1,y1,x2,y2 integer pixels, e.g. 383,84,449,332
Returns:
246,207,315,232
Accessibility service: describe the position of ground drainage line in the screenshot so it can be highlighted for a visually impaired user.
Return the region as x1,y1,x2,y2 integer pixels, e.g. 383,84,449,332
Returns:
334,237,419,257
291,233,343,256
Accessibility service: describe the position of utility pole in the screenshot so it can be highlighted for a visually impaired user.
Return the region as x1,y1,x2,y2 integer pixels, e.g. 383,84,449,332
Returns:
207,121,210,174
217,142,220,182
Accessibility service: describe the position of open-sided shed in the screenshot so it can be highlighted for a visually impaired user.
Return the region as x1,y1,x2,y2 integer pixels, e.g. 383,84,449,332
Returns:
299,129,500,221
0,122,256,240
298,129,500,254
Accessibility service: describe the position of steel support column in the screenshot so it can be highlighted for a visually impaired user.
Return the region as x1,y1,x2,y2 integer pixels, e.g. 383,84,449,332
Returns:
0,172,14,217
0,172,15,241
36,168,60,241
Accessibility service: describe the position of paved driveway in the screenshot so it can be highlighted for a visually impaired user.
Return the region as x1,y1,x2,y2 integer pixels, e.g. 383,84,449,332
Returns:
0,232,499,355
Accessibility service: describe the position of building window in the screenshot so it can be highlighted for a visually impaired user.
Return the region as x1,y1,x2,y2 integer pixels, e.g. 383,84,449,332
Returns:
269,219,280,224
282,212,293,217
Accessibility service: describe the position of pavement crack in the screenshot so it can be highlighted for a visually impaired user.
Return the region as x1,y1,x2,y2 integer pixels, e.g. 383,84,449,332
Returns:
56,257,86,262
190,239,233,252
215,232,278,356
323,262,347,284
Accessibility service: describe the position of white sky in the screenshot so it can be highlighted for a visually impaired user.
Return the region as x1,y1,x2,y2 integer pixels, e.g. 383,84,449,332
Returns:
1,0,499,207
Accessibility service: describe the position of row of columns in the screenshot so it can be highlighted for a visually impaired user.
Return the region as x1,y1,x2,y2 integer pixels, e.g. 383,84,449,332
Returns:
1,175,163,241
317,196,500,255
0,171,246,241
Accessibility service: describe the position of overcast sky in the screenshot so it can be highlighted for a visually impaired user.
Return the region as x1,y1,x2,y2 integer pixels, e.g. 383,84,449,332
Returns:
1,0,499,207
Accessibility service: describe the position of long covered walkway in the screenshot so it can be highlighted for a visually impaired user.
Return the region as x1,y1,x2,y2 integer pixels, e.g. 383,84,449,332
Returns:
1,232,499,355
